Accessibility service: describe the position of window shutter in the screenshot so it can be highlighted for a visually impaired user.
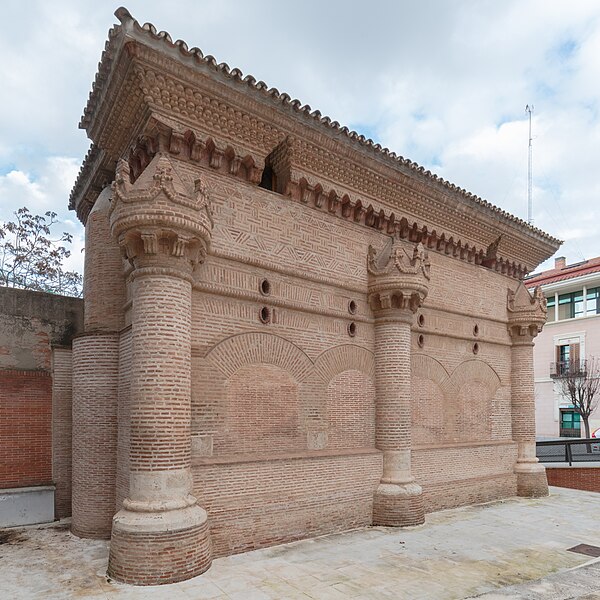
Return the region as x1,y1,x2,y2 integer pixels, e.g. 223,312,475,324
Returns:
570,343,580,368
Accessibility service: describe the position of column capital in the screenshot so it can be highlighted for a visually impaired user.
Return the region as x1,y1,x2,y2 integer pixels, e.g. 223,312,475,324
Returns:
109,153,213,277
368,239,430,319
507,283,547,342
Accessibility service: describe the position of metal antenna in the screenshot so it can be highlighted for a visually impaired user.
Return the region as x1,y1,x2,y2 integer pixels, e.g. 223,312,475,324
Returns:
525,104,534,224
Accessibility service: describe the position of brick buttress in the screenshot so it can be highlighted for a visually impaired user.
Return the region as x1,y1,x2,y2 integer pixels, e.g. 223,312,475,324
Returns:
507,284,549,497
72,187,125,539
368,239,430,526
106,154,214,585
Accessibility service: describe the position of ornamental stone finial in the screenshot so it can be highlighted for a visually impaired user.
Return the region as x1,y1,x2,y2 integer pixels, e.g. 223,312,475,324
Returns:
110,153,213,272
507,283,547,340
368,239,431,315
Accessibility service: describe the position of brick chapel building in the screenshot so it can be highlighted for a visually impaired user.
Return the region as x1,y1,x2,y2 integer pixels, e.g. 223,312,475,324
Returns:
67,8,561,585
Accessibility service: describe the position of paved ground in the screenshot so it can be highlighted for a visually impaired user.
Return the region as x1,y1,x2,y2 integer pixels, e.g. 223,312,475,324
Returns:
1,487,599,599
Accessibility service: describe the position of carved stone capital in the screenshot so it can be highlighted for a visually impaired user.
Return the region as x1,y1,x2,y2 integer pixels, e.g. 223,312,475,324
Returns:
110,153,213,276
507,283,547,342
368,239,430,317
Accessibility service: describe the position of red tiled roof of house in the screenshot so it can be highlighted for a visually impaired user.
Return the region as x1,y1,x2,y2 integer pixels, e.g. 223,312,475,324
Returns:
526,256,600,287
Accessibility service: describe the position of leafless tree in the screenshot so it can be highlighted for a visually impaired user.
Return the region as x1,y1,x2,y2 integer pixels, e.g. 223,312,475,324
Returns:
556,356,600,440
0,207,82,297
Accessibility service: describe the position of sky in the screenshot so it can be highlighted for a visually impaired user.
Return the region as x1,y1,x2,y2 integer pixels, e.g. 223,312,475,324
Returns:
1,0,600,276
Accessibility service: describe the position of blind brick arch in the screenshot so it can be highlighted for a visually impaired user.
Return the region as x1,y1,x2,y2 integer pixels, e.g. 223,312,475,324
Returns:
198,332,313,455
411,355,502,444
315,345,376,450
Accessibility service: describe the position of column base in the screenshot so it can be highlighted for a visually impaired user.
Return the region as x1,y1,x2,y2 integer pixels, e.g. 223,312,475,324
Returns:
373,482,425,527
108,504,212,585
515,463,549,498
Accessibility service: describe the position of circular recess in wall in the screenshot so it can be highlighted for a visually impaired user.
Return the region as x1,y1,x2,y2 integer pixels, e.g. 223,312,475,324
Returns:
418,334,425,348
260,278,271,296
473,342,479,355
418,314,425,327
260,306,271,324
348,322,357,337
348,299,357,315
473,324,479,336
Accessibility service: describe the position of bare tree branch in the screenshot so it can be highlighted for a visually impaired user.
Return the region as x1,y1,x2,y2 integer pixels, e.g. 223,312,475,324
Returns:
556,356,600,439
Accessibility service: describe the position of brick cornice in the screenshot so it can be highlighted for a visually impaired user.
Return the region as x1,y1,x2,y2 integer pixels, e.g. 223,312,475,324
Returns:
72,7,561,275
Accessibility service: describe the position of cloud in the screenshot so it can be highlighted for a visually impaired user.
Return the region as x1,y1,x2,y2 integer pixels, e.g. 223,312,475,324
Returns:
0,156,84,274
1,0,600,276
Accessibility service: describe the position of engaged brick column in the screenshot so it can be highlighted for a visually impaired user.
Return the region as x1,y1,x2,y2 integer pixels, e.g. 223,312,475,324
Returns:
368,240,430,526
52,347,73,520
507,284,548,497
72,334,119,537
107,154,213,585
71,187,125,538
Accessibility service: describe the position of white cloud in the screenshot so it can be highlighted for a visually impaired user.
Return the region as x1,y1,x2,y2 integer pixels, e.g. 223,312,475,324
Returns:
1,0,600,275
0,156,84,274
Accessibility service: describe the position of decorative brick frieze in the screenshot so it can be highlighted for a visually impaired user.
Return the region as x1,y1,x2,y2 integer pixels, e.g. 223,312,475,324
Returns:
123,126,530,280
72,8,559,274
125,118,264,187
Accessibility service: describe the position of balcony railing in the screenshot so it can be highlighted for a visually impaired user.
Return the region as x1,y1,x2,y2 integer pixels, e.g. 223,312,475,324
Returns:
549,360,587,378
537,438,600,465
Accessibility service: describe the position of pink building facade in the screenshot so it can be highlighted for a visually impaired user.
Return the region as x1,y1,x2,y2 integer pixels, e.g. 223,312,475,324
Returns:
528,256,600,438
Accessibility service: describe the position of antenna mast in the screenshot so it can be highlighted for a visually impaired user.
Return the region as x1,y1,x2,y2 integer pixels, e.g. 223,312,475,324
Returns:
525,104,534,224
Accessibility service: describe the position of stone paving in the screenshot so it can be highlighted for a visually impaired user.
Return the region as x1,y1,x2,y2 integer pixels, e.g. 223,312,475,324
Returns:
1,487,599,599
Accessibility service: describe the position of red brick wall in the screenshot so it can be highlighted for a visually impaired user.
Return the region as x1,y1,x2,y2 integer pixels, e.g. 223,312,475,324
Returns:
0,369,52,488
0,287,82,515
222,364,302,454
327,370,375,449
546,467,600,493
193,450,381,557
413,442,518,511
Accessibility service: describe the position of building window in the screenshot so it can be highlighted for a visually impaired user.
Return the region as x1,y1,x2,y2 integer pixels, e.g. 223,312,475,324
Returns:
559,409,581,438
546,295,556,322
555,342,580,375
587,287,600,315
558,290,584,320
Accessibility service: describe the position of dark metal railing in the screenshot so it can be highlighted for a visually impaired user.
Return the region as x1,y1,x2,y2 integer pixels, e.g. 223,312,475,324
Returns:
550,360,587,378
536,438,600,466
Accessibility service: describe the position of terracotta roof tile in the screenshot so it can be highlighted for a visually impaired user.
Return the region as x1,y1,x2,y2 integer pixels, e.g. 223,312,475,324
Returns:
526,257,600,287
73,7,561,248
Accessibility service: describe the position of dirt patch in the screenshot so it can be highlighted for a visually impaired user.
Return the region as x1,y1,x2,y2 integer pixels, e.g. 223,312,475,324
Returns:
0,530,26,545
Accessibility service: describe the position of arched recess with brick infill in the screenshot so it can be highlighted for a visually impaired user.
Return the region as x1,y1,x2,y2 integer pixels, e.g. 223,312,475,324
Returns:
411,354,452,445
450,359,502,443
194,333,313,455
314,345,376,450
